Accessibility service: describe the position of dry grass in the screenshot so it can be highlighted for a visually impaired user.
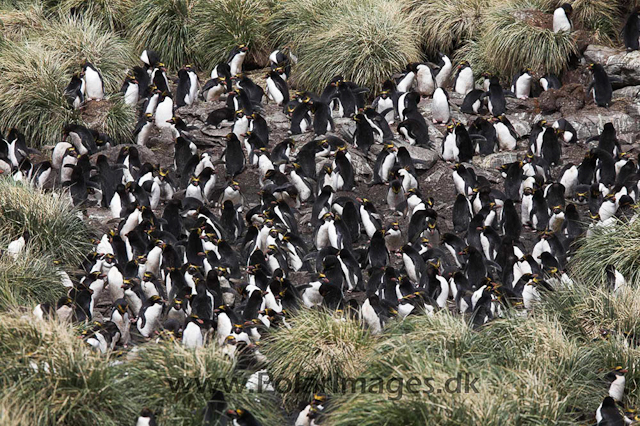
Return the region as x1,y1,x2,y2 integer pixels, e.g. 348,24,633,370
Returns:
403,0,491,54
260,308,375,407
292,0,420,92
194,0,271,71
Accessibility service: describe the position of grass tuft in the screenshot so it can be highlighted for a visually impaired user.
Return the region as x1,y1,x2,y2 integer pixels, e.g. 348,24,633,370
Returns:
403,0,490,55
539,0,622,45
478,0,578,76
571,218,640,289
54,0,134,32
0,313,137,426
0,178,90,265
0,250,66,310
0,1,47,41
0,41,76,146
291,0,420,92
36,14,135,92
121,341,285,425
326,312,617,425
260,308,375,407
194,0,271,71
0,15,135,146
128,0,198,70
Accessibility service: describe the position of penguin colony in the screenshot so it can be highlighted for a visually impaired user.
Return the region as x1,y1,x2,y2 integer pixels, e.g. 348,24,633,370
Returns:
4,5,640,423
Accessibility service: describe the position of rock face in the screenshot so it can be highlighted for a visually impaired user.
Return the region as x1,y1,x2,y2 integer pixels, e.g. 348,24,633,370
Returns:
583,45,623,66
473,152,519,170
601,50,640,89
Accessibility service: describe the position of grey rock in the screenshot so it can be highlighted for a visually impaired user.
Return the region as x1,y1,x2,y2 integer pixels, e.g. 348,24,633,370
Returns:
473,152,519,170
583,45,623,66
613,85,640,100
602,50,640,89
562,105,640,144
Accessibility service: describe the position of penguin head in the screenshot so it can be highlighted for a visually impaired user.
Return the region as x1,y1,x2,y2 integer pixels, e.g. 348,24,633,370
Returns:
457,60,469,70
238,44,248,52
560,3,572,16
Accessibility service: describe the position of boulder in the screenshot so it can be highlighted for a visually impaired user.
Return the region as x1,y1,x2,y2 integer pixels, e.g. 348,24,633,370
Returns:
601,50,640,89
613,85,640,100
583,45,624,66
473,152,519,170
562,101,640,144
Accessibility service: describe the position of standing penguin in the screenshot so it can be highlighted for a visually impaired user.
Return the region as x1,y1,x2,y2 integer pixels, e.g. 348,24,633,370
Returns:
228,44,249,76
65,72,85,109
487,77,506,117
461,89,484,114
82,61,104,101
265,70,289,106
415,63,436,97
454,61,474,95
587,63,613,108
155,93,174,128
431,88,450,124
223,133,246,178
435,53,453,88
134,113,155,147
121,72,139,106
553,3,572,33
511,69,532,99
624,8,640,51
175,65,198,107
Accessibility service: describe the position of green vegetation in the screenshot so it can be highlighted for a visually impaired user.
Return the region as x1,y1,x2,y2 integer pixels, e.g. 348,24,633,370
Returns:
194,0,271,71
54,0,134,32
260,309,375,407
0,314,285,425
0,250,66,311
403,0,490,55
0,13,135,146
290,0,420,92
128,0,198,70
0,178,90,265
0,313,136,426
539,0,622,44
478,0,578,76
571,218,640,290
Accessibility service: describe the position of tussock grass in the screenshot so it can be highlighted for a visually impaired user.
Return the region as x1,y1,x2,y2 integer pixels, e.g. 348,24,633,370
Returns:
122,341,285,425
37,15,135,92
0,16,135,145
82,94,136,144
541,280,640,343
571,218,640,289
326,312,613,425
0,179,90,265
0,41,77,146
260,309,375,407
540,0,621,44
403,0,490,55
0,313,137,426
129,0,198,70
194,0,271,71
268,0,343,50
54,0,134,32
479,1,578,76
292,0,420,92
0,1,47,41
0,249,66,310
